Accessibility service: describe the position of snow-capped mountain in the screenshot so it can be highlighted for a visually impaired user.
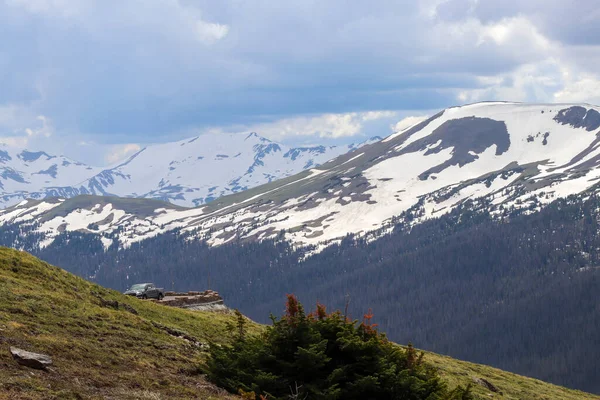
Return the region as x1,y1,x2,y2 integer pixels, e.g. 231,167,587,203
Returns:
3,102,600,250
0,148,102,205
0,133,377,208
82,133,380,206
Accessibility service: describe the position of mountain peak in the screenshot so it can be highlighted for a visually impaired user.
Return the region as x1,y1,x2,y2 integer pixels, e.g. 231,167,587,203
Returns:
244,132,272,143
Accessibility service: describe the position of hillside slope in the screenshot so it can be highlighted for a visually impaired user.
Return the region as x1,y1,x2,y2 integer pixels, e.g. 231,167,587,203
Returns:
0,248,597,400
3,102,600,250
0,247,248,399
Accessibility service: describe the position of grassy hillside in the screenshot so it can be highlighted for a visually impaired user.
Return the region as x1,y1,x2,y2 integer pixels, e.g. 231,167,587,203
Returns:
424,350,597,400
0,248,597,400
0,248,249,399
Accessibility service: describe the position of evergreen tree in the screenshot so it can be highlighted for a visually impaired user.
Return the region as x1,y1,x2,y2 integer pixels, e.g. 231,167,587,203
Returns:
207,295,470,400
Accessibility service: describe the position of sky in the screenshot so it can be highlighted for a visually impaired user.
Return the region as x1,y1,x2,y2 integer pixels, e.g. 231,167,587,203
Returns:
1,0,599,165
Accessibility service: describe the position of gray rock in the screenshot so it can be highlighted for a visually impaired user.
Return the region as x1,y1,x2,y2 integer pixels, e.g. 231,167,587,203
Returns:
10,347,53,370
99,298,119,310
122,303,138,315
472,377,501,394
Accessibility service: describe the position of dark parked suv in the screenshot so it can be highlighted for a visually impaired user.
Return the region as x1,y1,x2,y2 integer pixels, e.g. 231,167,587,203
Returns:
124,283,164,300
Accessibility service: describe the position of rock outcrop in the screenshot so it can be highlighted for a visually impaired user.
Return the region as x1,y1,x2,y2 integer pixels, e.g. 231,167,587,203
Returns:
472,377,501,394
160,290,223,309
10,347,53,370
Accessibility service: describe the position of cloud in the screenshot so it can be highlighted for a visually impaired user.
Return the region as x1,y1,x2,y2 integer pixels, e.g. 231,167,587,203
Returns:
392,116,429,132
455,56,600,108
0,136,29,148
4,0,87,18
476,16,550,50
195,20,229,43
465,0,600,46
105,144,142,165
554,75,600,105
361,111,397,121
25,115,53,138
0,105,23,132
456,60,561,104
0,112,54,148
211,110,400,141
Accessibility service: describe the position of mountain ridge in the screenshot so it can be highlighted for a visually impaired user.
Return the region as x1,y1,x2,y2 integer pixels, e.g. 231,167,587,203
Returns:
0,132,375,208
2,102,600,251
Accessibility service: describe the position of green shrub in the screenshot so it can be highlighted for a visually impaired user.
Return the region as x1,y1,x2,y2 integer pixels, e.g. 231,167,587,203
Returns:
208,295,472,400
